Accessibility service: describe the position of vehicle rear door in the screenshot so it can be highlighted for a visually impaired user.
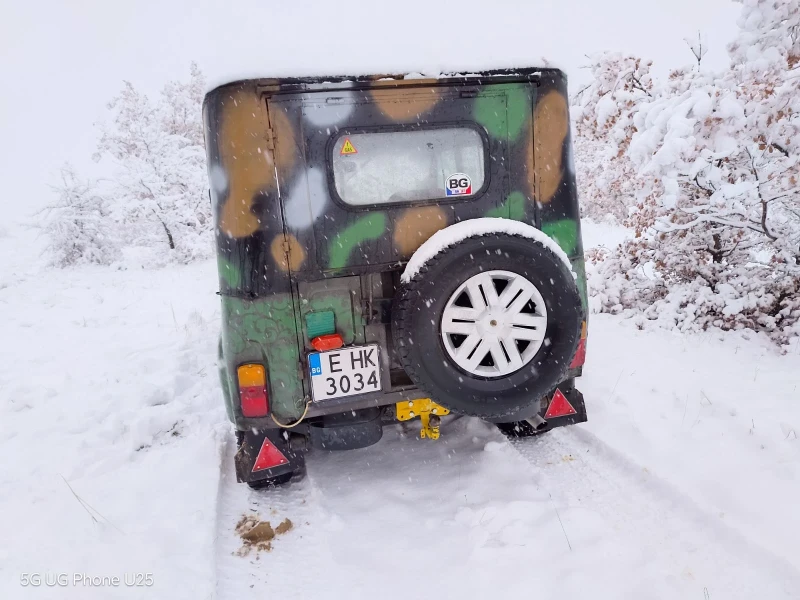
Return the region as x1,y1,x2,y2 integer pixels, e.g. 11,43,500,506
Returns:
267,80,537,274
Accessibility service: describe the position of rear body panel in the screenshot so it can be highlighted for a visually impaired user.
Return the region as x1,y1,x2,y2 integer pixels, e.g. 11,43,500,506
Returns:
203,69,586,429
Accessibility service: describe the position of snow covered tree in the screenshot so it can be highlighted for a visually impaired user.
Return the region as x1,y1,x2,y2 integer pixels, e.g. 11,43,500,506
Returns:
573,53,656,222
582,0,800,344
94,63,211,262
43,165,120,267
44,65,211,267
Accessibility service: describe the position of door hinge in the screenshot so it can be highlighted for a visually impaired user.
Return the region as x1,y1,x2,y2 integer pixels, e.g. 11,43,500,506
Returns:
282,238,292,254
265,127,276,151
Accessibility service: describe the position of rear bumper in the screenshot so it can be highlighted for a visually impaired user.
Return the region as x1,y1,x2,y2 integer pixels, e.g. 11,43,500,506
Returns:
236,387,421,431
237,377,586,432
304,387,421,419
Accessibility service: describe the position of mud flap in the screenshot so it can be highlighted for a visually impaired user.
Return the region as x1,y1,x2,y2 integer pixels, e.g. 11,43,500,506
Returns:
234,429,304,485
538,385,587,432
497,383,587,438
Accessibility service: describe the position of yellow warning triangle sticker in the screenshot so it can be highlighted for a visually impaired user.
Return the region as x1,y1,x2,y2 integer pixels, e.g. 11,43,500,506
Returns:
340,138,357,155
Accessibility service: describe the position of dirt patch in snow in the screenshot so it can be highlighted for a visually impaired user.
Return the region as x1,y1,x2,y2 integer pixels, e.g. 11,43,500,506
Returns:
235,515,293,556
275,518,293,535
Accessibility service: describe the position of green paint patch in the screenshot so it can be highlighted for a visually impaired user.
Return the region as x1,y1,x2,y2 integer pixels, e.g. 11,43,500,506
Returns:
486,191,527,221
473,84,530,142
542,219,578,256
218,256,242,289
571,257,588,312
222,294,303,421
328,213,387,269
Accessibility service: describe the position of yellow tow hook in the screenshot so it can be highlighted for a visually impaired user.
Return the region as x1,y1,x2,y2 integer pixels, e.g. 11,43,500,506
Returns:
396,398,450,440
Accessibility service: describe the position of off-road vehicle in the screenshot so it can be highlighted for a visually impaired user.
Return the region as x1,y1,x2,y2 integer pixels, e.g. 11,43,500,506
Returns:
203,68,589,487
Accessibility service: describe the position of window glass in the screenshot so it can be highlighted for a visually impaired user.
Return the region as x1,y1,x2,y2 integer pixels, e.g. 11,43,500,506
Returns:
331,127,485,206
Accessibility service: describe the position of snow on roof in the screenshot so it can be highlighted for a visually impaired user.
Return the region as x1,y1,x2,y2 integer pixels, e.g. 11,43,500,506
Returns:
206,64,556,94
190,0,740,95
201,0,566,94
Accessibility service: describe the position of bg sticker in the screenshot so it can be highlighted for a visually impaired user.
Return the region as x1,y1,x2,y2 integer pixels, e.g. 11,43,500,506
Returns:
446,173,472,196
340,138,358,155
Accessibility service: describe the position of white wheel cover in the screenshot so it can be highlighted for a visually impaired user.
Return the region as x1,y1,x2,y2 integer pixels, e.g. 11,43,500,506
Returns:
440,270,547,378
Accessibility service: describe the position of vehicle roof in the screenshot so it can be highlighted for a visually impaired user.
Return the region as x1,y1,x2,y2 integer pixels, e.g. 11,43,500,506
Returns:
204,67,565,98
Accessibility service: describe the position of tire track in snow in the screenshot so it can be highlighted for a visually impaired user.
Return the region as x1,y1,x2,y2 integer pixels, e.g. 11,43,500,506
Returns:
511,426,800,599
212,419,558,599
213,434,345,600
214,418,800,599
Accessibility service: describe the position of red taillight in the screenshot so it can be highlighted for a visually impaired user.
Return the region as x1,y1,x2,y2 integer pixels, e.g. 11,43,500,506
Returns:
311,333,344,351
240,386,269,417
238,364,269,417
569,322,587,369
569,338,587,369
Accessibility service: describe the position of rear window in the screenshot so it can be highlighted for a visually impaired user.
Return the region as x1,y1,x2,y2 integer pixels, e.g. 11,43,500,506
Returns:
331,127,486,206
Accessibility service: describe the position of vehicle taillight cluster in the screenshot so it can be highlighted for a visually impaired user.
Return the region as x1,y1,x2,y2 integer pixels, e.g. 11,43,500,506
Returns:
569,321,587,369
237,364,269,417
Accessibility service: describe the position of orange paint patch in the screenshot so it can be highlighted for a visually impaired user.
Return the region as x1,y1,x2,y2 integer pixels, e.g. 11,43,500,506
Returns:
270,106,297,173
217,89,296,238
393,206,448,257
370,88,441,122
531,91,569,204
271,233,306,272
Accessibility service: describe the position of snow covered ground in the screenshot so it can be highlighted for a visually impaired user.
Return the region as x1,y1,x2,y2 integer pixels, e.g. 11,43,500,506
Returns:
2,224,800,599
0,261,225,598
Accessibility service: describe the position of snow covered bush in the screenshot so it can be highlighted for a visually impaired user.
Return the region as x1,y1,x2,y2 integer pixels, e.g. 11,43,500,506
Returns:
43,165,120,267
573,53,657,222
581,0,800,344
46,64,211,267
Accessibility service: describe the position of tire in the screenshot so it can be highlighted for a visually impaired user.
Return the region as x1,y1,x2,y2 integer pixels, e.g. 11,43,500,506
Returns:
393,232,582,420
496,420,550,438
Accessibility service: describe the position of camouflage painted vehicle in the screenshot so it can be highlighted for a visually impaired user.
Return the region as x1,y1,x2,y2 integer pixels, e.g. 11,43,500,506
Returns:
203,68,589,487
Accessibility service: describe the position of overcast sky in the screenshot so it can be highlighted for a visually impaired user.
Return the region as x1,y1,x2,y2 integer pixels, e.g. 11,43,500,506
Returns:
1,0,740,226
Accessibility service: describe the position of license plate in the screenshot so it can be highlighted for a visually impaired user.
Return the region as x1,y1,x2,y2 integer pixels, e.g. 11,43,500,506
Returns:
308,344,382,402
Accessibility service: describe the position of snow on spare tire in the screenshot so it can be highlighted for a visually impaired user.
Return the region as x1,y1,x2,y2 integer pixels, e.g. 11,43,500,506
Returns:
393,218,582,421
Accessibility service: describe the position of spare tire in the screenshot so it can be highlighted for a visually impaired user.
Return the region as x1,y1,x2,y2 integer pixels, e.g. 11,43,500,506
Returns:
392,231,582,420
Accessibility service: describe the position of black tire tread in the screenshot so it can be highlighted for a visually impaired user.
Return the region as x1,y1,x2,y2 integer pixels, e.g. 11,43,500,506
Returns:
392,232,581,420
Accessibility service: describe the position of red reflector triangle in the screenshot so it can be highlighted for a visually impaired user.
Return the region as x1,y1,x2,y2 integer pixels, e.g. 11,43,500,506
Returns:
252,437,290,473
545,388,578,419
